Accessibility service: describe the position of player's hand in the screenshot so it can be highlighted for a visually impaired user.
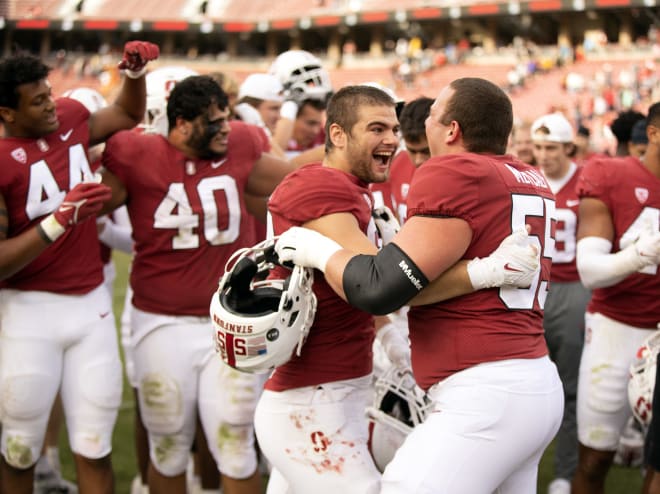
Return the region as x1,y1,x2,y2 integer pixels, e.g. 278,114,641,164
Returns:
373,206,400,246
234,103,270,135
279,100,299,121
118,41,160,78
54,182,112,227
467,227,540,290
275,226,342,272
633,218,660,267
377,320,411,369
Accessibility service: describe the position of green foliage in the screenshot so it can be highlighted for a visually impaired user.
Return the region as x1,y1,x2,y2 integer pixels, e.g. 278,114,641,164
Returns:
57,251,644,493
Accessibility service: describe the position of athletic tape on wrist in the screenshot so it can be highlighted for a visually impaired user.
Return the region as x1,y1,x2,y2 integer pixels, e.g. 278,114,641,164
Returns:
38,214,66,243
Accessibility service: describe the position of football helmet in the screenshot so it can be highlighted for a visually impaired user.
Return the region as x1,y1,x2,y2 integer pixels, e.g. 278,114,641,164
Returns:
268,50,333,104
628,330,660,428
142,66,198,135
210,238,317,374
61,87,107,112
366,366,432,472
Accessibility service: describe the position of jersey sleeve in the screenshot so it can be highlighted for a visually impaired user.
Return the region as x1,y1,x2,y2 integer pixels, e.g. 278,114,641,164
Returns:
576,157,617,209
269,165,368,225
228,120,269,162
407,154,482,227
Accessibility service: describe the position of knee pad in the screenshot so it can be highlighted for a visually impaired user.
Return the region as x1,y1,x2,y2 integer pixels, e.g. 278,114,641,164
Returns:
139,373,185,435
68,360,122,459
149,434,191,476
2,434,41,469
213,422,257,479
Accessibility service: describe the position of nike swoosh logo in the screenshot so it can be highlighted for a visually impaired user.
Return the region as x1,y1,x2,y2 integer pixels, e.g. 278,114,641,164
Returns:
59,129,73,141
565,199,580,207
504,263,523,272
211,158,227,169
100,311,110,319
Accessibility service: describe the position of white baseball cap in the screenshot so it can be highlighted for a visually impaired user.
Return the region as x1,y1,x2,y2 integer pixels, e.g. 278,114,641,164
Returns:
531,112,574,143
238,73,284,103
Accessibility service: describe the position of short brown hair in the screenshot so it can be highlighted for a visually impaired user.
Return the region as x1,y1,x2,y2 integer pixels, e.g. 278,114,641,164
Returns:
442,78,513,154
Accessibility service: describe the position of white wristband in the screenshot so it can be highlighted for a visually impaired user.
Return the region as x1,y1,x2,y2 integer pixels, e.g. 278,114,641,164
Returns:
280,100,299,121
124,67,148,79
314,235,342,272
466,257,498,290
38,214,66,243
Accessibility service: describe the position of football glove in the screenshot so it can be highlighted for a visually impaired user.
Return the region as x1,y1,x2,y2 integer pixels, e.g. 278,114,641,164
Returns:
275,226,342,272
373,206,400,246
631,217,660,268
118,41,160,79
39,182,112,242
234,103,270,136
467,227,540,290
279,100,299,121
377,320,411,370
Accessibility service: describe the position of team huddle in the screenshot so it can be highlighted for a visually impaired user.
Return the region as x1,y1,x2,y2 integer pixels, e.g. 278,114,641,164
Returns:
0,39,658,494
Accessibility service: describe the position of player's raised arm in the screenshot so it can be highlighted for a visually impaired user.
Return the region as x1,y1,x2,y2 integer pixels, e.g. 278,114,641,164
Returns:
88,41,159,145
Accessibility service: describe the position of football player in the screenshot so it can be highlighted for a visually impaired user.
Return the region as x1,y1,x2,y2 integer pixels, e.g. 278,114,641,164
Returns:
572,101,660,493
531,112,591,494
275,78,564,493
0,42,158,494
258,83,544,493
97,74,302,494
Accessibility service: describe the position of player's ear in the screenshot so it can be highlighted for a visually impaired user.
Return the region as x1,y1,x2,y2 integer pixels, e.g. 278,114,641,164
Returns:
328,122,346,148
446,120,460,143
0,107,15,123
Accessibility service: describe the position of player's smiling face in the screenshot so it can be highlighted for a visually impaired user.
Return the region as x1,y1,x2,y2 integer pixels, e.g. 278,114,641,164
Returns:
6,79,59,138
346,104,399,184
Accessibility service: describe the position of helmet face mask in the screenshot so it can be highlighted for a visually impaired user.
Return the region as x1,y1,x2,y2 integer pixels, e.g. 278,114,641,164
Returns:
210,239,317,374
366,366,432,472
628,331,660,429
269,50,333,104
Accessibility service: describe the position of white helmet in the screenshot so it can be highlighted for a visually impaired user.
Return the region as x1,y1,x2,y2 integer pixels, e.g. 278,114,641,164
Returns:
628,330,660,428
143,66,198,135
268,50,333,104
210,238,317,374
366,366,432,472
61,87,107,112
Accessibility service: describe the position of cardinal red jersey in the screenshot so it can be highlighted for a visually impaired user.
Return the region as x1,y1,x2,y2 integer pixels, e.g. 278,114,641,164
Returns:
102,120,266,316
0,97,103,294
550,165,582,282
406,153,553,390
388,151,417,224
369,181,395,212
577,156,660,328
267,163,378,391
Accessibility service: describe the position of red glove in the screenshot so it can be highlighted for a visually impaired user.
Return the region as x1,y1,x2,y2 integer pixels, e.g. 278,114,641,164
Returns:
53,182,112,226
39,182,112,243
118,41,159,78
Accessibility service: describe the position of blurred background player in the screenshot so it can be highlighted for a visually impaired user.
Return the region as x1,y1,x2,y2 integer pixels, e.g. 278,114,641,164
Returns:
531,112,591,494
0,41,158,494
234,73,284,139
573,101,660,494
269,49,332,160
510,118,537,166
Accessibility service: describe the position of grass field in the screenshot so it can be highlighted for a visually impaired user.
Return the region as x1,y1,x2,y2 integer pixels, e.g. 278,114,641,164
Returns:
56,251,645,493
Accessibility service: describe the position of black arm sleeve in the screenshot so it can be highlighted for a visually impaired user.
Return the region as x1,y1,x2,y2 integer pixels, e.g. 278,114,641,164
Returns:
342,242,429,315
